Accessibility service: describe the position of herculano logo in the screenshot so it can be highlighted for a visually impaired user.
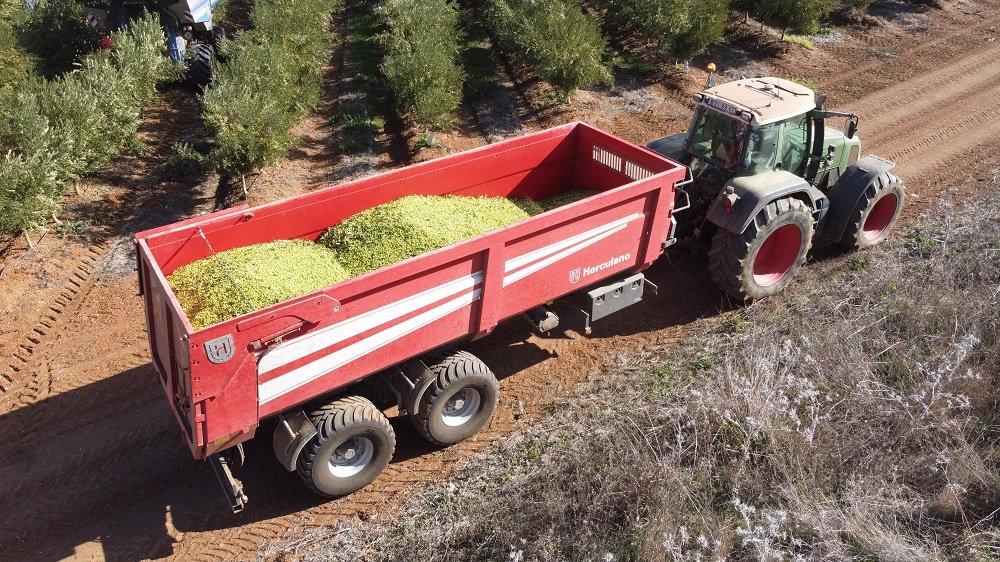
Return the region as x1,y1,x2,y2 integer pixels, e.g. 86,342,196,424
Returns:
570,253,631,284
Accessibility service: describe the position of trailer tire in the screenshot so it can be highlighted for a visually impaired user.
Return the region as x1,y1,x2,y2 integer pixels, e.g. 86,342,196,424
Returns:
296,396,395,497
187,43,215,88
413,351,499,446
709,197,813,301
838,171,905,250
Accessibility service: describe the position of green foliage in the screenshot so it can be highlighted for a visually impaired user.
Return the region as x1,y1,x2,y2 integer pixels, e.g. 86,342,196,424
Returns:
597,0,730,60
16,0,100,77
744,0,838,35
319,195,543,276
168,240,350,330
0,0,35,95
481,0,612,98
783,34,816,49
0,151,59,234
202,0,341,176
376,0,464,130
841,0,874,19
0,15,171,235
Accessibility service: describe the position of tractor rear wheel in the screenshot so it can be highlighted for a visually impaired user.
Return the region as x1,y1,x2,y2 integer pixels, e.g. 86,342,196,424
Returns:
296,396,395,497
838,171,905,250
412,351,499,446
709,197,814,300
187,43,215,88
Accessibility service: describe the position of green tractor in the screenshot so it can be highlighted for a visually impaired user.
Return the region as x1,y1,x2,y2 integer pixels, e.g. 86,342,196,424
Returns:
648,76,905,300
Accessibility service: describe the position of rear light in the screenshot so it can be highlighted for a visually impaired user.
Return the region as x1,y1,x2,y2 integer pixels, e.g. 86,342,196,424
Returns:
722,188,738,215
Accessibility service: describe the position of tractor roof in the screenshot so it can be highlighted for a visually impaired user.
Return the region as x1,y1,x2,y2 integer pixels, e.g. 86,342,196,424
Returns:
699,77,816,126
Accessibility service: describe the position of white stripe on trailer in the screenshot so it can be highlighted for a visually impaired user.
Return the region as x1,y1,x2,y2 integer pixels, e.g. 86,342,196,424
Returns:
258,272,484,376
502,213,643,287
504,213,643,274
257,213,646,403
259,288,483,404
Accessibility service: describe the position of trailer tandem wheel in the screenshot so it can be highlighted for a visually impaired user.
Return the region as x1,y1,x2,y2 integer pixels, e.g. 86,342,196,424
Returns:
296,396,396,497
413,351,500,446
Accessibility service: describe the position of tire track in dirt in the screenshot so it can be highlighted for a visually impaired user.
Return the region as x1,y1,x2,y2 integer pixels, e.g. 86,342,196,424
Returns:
0,241,110,411
851,39,1000,182
859,48,1000,141
824,12,1000,95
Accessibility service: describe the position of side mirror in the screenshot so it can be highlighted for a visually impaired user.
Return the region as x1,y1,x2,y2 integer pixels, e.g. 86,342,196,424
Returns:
846,119,858,139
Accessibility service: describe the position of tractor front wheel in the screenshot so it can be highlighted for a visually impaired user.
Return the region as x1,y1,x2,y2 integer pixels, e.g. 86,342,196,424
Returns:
709,197,814,301
839,171,905,250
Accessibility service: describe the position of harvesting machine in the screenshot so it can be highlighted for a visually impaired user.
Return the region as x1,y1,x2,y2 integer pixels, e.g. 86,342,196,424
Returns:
77,0,223,85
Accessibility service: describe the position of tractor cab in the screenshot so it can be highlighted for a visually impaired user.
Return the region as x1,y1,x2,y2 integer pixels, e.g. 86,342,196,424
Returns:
651,77,862,189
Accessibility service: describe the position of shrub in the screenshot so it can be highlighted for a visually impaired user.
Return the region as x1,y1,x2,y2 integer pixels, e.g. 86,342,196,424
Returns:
15,0,100,77
481,0,612,100
597,0,730,61
0,151,60,236
739,0,838,36
0,15,171,237
202,0,341,177
376,0,464,131
841,0,874,19
1,0,31,91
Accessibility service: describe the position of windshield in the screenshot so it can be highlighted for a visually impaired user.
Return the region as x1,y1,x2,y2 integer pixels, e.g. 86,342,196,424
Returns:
688,108,750,169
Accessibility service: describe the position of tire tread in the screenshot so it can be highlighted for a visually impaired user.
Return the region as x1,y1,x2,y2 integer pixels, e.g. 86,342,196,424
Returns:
296,396,394,497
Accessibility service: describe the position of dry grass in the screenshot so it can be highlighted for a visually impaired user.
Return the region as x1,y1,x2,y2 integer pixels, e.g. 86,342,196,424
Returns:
264,176,1000,562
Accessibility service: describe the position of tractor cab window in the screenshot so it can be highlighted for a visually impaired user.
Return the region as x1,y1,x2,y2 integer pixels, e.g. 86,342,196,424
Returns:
744,124,780,173
688,108,750,169
781,115,810,174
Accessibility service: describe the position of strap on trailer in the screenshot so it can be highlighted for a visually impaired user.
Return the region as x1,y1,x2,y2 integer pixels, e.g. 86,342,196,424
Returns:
209,447,248,513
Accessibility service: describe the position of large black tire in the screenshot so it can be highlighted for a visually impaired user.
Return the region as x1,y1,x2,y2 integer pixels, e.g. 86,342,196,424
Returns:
838,171,905,250
709,197,814,301
412,351,500,446
296,396,395,497
187,43,215,88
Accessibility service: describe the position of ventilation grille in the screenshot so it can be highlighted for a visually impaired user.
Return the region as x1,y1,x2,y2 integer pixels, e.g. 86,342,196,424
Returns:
593,145,653,182
625,161,652,181
593,146,622,172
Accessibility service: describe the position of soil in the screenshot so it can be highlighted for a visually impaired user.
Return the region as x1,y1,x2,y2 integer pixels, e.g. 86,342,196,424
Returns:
1,2,999,560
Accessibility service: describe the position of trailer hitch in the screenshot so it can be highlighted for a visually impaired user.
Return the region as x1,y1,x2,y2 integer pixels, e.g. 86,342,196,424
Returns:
209,446,248,513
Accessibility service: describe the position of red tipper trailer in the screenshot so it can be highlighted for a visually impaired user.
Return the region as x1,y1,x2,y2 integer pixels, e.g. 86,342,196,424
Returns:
136,122,687,510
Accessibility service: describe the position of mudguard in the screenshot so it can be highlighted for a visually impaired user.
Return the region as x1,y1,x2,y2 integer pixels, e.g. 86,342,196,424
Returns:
818,155,896,241
272,410,318,471
646,133,690,164
707,169,828,234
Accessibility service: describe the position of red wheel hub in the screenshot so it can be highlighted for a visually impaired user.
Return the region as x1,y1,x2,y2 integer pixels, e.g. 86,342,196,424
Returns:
863,194,898,241
753,224,802,287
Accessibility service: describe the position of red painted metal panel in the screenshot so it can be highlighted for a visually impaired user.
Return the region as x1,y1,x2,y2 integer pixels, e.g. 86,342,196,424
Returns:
136,122,686,460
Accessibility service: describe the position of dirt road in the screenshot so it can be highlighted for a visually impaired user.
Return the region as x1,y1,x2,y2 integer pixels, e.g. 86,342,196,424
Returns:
1,6,999,561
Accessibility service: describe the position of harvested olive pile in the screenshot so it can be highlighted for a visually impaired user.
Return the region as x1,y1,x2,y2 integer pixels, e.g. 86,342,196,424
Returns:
168,192,595,329
318,195,543,276
168,240,350,330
